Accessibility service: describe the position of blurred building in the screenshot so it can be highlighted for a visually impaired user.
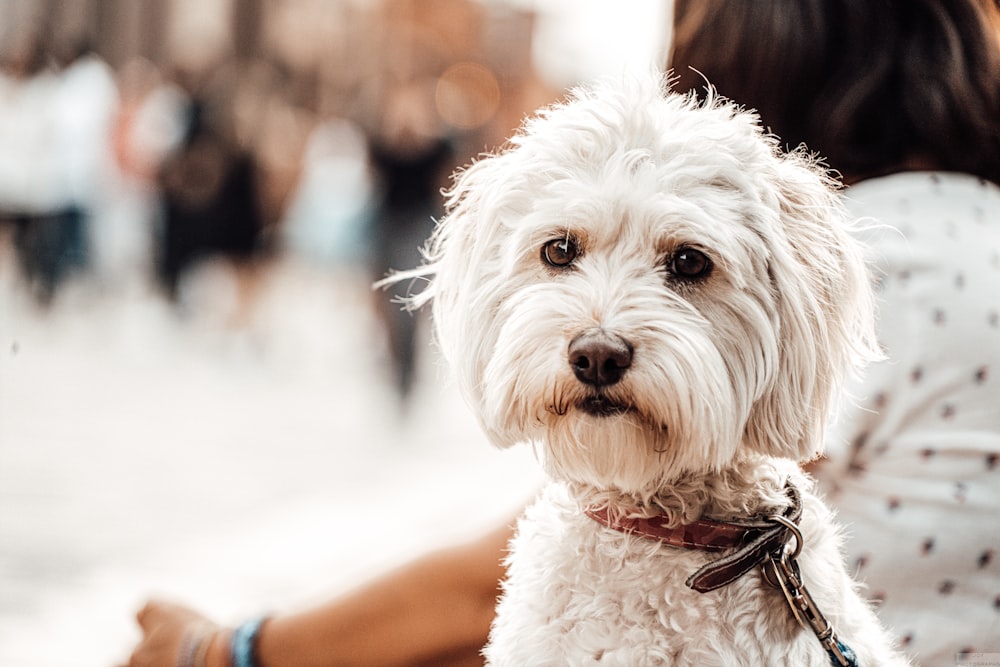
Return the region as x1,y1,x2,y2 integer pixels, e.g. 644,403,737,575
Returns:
0,0,549,138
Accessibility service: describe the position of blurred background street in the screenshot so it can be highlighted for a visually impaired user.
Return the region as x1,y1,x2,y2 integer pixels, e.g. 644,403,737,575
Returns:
0,257,545,666
0,1,666,664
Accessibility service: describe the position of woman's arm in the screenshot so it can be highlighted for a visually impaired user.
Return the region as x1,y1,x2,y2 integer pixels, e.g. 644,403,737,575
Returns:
128,522,513,667
255,522,512,667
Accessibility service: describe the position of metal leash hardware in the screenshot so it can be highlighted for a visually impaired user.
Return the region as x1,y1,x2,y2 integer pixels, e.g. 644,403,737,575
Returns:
761,515,854,667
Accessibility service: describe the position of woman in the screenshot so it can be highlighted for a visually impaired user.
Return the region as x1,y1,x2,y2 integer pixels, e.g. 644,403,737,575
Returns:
670,0,1000,662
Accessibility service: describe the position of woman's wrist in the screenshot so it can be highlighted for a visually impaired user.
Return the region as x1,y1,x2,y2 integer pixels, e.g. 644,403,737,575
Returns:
175,625,230,667
183,616,268,667
204,628,233,667
230,617,269,667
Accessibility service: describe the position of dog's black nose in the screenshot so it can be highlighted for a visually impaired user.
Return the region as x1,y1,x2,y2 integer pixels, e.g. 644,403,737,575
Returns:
568,330,633,386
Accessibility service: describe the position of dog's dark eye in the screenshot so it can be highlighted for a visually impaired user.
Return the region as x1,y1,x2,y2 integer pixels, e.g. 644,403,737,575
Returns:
670,248,712,280
542,237,579,268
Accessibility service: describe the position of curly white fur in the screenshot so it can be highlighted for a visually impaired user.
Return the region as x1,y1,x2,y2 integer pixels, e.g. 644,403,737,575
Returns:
393,74,910,665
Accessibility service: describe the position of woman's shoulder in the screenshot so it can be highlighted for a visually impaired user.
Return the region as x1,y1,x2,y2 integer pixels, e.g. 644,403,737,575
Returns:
844,171,1000,216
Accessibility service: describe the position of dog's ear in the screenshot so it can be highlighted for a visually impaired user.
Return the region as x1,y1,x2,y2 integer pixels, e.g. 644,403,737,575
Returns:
403,148,532,449
744,152,880,462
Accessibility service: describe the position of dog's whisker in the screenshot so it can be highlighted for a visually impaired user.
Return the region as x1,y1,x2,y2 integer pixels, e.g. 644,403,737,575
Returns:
544,386,571,416
546,403,567,417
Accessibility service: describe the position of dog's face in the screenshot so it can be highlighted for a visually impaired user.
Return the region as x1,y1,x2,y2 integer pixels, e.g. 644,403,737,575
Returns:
415,77,877,499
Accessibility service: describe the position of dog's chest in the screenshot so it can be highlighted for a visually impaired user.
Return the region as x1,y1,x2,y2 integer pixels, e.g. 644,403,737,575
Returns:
487,484,818,666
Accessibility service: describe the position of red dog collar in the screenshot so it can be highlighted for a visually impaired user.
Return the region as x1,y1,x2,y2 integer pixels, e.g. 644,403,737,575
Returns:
585,482,803,593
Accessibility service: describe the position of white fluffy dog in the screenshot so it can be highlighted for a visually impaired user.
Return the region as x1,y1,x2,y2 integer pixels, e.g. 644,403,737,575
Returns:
397,75,910,666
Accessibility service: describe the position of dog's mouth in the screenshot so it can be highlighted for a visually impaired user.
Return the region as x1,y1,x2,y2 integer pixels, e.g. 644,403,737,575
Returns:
577,394,632,418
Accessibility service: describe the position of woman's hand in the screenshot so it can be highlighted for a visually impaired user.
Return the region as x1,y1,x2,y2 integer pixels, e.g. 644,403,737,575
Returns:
127,599,225,667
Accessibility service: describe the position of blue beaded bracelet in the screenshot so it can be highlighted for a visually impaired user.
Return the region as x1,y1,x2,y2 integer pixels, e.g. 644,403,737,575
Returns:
231,616,268,667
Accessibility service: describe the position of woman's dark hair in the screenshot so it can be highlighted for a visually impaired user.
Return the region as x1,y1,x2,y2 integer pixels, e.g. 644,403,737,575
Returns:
669,0,1000,184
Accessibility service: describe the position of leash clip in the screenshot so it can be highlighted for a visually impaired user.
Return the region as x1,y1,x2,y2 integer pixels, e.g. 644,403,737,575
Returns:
762,516,856,667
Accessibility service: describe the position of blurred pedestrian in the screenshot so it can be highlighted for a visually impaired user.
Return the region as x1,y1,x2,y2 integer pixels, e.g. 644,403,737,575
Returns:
102,57,188,291
0,35,95,306
155,62,266,306
51,40,120,291
365,76,455,404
